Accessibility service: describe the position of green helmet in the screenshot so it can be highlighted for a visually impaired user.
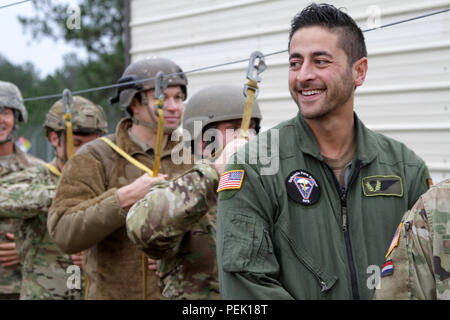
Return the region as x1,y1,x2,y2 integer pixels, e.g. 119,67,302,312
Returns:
182,85,263,143
0,80,28,123
44,95,108,137
110,57,188,117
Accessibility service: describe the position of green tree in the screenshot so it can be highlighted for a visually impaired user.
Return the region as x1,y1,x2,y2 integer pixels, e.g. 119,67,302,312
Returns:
18,0,126,133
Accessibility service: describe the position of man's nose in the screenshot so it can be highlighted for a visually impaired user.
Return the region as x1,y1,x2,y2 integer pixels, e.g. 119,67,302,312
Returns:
297,60,316,84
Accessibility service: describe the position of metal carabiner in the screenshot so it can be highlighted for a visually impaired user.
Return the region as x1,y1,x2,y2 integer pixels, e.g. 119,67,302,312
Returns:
62,88,73,117
246,51,267,82
154,71,168,113
244,51,267,97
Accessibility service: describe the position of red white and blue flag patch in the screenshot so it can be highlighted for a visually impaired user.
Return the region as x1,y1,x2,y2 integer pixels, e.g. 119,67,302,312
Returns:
217,170,245,192
381,260,394,277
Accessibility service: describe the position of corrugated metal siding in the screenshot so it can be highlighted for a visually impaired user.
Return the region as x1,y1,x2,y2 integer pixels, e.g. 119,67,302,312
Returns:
130,0,450,183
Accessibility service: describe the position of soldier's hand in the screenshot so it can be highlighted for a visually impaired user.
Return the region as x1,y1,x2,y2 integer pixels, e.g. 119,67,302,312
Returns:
212,137,249,174
72,252,83,269
148,258,163,278
0,233,20,268
116,173,168,210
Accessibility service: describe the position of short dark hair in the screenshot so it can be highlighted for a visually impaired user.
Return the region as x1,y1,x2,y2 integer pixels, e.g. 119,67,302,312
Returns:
289,3,367,65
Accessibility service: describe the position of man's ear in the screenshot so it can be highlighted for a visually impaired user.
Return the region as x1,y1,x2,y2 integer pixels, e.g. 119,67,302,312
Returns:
48,131,60,148
353,57,368,88
129,96,140,116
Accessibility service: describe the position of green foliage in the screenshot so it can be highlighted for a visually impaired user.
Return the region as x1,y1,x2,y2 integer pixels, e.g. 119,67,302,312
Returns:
5,0,128,160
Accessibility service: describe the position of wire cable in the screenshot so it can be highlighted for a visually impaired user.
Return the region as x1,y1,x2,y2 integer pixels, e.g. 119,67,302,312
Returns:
0,0,31,10
21,7,450,103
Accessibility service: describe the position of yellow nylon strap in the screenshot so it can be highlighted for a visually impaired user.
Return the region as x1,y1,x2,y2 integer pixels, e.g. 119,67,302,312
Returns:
239,79,258,139
142,103,165,300
153,105,165,177
43,163,61,177
63,113,74,159
99,137,154,176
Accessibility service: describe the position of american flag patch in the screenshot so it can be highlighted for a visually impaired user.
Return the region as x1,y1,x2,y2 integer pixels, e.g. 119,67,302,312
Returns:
385,222,402,258
381,260,393,277
217,170,245,192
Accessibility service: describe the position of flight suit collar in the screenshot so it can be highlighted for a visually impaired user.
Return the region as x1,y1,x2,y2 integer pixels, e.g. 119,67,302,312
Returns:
293,112,378,166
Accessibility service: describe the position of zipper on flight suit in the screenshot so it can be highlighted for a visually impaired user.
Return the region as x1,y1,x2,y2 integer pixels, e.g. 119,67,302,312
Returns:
325,160,362,300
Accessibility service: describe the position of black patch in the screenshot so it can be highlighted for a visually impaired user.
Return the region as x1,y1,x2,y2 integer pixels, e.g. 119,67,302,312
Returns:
286,170,320,206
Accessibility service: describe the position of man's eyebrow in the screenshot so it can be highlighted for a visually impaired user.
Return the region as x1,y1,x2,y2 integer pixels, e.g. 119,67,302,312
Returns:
289,53,303,60
289,51,334,60
312,51,333,58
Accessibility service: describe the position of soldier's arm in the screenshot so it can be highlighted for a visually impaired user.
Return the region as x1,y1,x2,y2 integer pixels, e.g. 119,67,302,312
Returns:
0,166,55,219
217,153,295,300
48,153,127,254
126,164,218,259
374,195,436,299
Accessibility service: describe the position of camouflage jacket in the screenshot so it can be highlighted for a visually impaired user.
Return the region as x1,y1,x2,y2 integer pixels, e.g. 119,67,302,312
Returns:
48,118,193,299
374,178,450,300
0,145,44,295
127,163,221,300
0,160,83,299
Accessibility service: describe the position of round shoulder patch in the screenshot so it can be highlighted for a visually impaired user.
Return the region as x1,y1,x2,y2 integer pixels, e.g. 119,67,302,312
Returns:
285,169,321,206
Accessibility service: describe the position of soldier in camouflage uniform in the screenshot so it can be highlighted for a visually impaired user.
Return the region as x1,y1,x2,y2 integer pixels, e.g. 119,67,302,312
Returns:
48,57,193,300
0,81,44,300
126,85,262,299
0,96,107,299
374,178,450,300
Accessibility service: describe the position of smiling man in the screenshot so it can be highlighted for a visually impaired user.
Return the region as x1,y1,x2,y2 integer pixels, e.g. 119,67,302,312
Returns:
216,3,431,299
0,81,44,300
0,96,107,299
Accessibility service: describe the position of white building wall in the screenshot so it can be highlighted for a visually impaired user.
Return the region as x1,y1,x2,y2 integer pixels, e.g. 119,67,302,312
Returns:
130,0,450,183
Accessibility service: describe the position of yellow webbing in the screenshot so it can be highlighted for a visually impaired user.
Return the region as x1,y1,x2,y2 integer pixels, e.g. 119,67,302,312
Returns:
99,137,154,176
142,102,165,300
239,79,258,140
63,113,74,159
43,163,61,177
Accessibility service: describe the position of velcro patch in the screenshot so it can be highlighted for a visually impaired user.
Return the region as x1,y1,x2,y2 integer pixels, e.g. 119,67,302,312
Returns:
286,170,320,206
381,259,394,277
385,222,402,259
217,170,245,192
362,175,403,197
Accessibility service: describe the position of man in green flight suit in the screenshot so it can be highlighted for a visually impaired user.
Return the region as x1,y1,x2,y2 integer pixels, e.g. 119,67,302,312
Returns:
0,96,107,299
216,3,431,300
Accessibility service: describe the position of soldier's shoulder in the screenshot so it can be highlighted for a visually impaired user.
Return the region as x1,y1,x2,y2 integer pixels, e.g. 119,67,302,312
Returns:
75,133,116,160
372,131,425,167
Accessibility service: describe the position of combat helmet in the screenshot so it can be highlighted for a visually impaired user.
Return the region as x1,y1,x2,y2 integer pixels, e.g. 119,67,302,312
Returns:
183,85,263,144
0,81,28,143
110,57,188,118
45,95,108,137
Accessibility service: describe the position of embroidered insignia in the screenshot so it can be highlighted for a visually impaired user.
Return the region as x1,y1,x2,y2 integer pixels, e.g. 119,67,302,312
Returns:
217,170,245,192
286,170,320,206
381,259,394,277
362,175,403,197
385,222,402,258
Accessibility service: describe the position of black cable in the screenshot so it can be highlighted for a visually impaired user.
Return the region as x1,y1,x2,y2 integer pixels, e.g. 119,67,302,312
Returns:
21,7,450,103
0,0,31,10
